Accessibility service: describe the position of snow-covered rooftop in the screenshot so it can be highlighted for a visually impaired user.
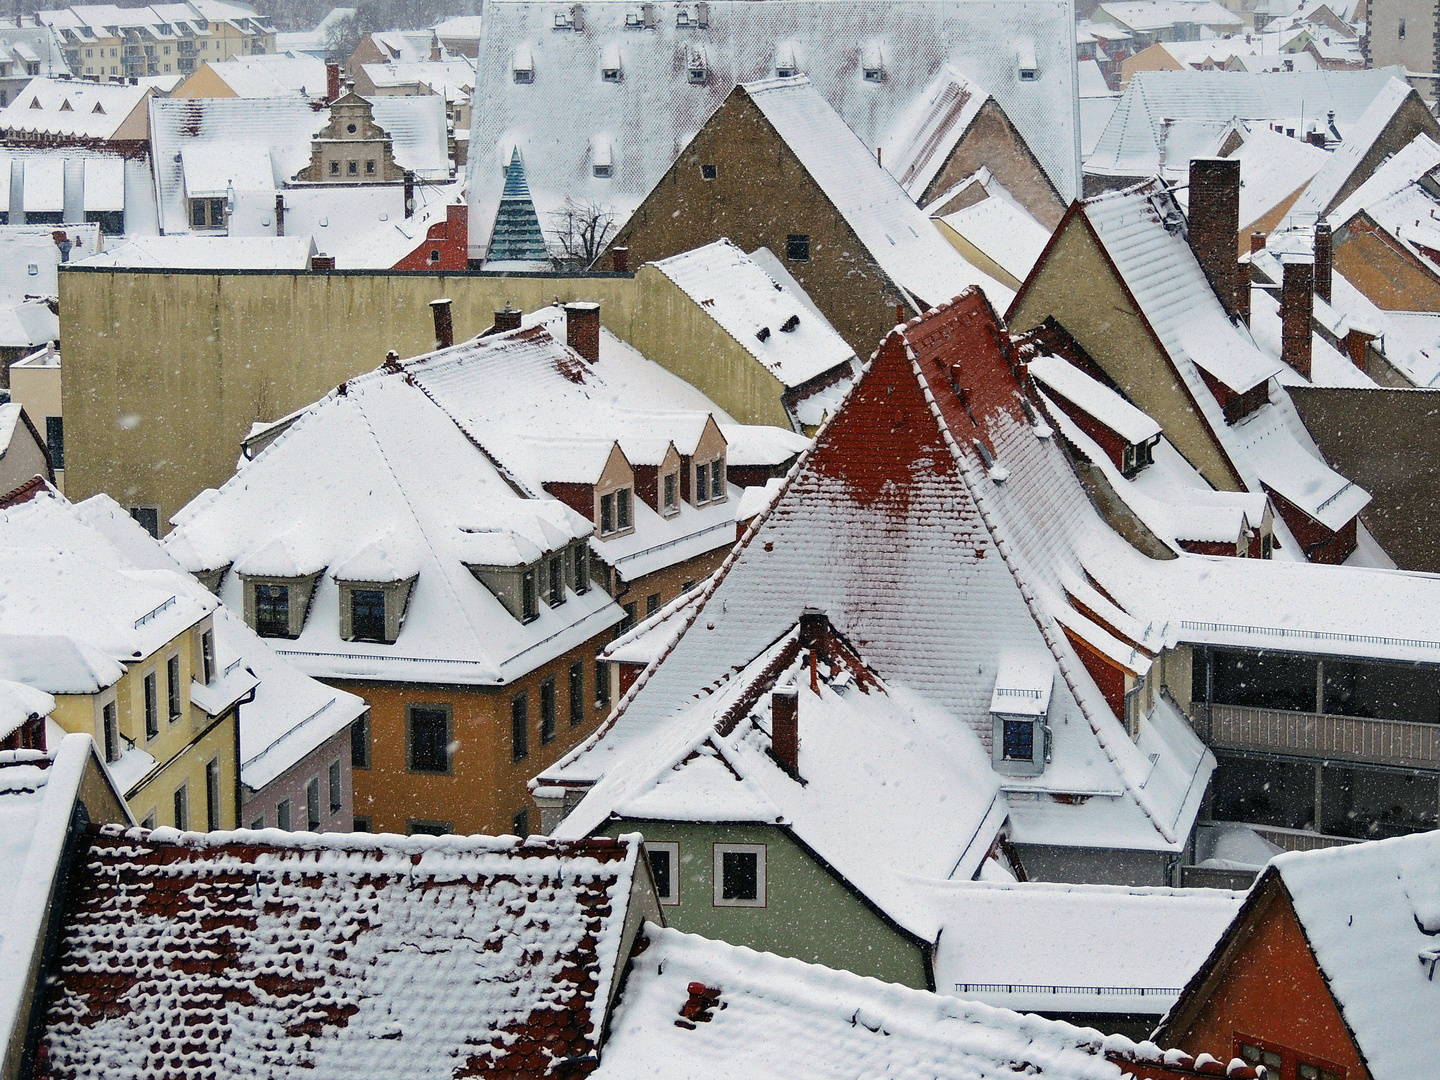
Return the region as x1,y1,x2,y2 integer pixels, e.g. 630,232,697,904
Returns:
75,235,318,270
1290,76,1418,219
1095,0,1242,31
0,77,150,141
1028,353,1162,444
198,51,330,98
650,239,856,389
937,191,1052,289
468,0,1081,258
38,827,646,1080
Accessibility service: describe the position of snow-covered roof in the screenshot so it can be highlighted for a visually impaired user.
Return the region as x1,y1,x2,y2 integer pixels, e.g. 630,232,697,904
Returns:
1266,830,1440,1080
650,239,856,389
1086,67,1406,180
0,149,127,217
1290,76,1418,219
0,77,149,141
1028,354,1162,444
1248,284,1376,388
75,234,317,269
0,223,102,305
149,94,450,233
925,879,1244,1016
1096,0,1242,31
0,632,123,695
0,679,53,741
938,192,1053,288
38,827,647,1080
1326,133,1440,269
1171,123,1328,228
596,925,1198,1080
198,51,329,98
36,1,268,38
468,0,1081,258
883,65,991,203
545,290,1214,858
361,57,476,101
742,76,1014,310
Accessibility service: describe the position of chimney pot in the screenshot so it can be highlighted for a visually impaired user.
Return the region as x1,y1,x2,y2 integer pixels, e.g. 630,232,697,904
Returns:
771,687,799,776
326,62,340,102
1280,257,1313,380
1187,157,1244,323
431,297,455,349
1313,220,1332,304
1251,232,1266,253
486,303,522,336
563,301,601,363
611,246,629,273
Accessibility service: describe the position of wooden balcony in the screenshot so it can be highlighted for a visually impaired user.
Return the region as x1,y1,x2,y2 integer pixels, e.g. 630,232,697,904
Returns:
1190,702,1440,770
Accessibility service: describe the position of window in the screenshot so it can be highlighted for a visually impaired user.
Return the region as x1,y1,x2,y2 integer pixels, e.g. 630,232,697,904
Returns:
142,811,156,830
205,758,220,830
663,472,677,513
786,233,810,262
570,661,585,725
647,842,680,904
710,459,725,499
701,163,717,180
201,628,215,683
408,819,451,835
189,197,226,230
144,671,159,739
102,700,119,763
408,704,451,773
347,160,358,175
541,677,557,743
512,807,530,836
1399,16,1406,37
548,555,565,606
306,777,320,831
167,654,182,720
619,602,637,634
329,160,340,175
129,505,159,538
596,660,611,711
173,784,188,831
572,544,589,593
522,568,538,621
511,692,529,761
601,489,633,535
695,461,709,503
351,588,386,641
329,759,342,814
646,593,660,617
682,580,695,592
45,416,63,470
601,492,615,534
278,799,294,830
353,816,371,832
593,163,612,178
713,843,766,906
1239,1045,1283,1073
514,67,533,83
351,709,371,768
617,488,632,529
255,583,290,637
601,66,621,82
365,160,375,174
250,815,264,830
1298,1067,1341,1080
1002,718,1034,761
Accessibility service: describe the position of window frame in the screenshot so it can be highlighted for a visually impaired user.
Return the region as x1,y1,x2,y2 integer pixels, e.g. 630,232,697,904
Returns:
329,758,343,814
143,669,159,740
710,458,726,501
101,699,120,763
521,567,539,622
166,653,182,721
713,842,766,907
408,818,452,836
572,543,589,594
569,661,585,725
511,692,529,762
512,807,530,836
786,233,810,262
277,796,291,830
596,659,611,711
406,702,453,775
173,782,189,831
205,756,220,830
45,415,63,471
129,505,160,538
540,676,557,744
662,471,678,514
306,776,321,831
1002,717,1034,761
254,581,292,638
548,554,565,607
646,841,680,905
351,707,371,768
701,163,717,180
349,586,387,642
200,628,215,683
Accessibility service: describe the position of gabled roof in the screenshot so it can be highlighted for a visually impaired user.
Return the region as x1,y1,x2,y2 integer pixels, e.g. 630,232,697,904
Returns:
595,925,1201,1080
1096,0,1242,31
38,827,647,1080
1326,133,1440,275
198,51,330,98
468,0,1081,257
740,75,1014,309
1171,122,1328,227
649,238,856,389
0,77,150,141
883,65,991,202
1028,353,1161,444
1086,67,1406,180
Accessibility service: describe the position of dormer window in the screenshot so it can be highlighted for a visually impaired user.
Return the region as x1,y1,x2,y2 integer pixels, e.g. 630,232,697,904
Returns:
663,471,679,515
256,584,290,636
547,553,565,606
513,44,534,83
600,487,633,535
572,543,590,593
522,567,539,621
694,454,726,505
989,655,1054,777
862,44,884,82
687,46,707,83
240,569,323,639
593,134,613,178
1017,41,1039,81
775,42,798,77
601,42,623,81
1122,436,1158,476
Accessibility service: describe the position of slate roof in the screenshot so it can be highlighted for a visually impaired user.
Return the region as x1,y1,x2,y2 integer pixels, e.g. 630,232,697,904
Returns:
37,827,645,1080
467,0,1081,258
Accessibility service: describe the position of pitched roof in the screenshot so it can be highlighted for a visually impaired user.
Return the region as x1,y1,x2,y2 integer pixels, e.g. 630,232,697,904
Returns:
1086,67,1406,180
39,827,646,1080
883,66,991,202
741,75,1014,309
201,51,329,97
649,239,856,389
1290,77,1420,219
0,77,149,141
595,925,1199,1080
76,234,318,269
1326,132,1440,272
1095,0,1242,31
467,0,1081,257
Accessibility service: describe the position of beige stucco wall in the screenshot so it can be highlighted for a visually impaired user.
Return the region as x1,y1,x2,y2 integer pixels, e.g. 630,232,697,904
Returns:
1008,214,1245,491
170,62,241,98
0,410,50,494
9,361,60,421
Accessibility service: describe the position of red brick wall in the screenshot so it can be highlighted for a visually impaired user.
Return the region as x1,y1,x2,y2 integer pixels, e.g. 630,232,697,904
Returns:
393,205,469,271
1043,386,1130,471
1263,485,1357,565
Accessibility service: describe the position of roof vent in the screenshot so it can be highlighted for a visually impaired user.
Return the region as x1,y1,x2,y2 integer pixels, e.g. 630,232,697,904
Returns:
696,1,709,26
756,326,771,342
780,314,800,332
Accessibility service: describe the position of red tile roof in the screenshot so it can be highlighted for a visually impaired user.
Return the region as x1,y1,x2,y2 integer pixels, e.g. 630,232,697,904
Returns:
37,826,642,1080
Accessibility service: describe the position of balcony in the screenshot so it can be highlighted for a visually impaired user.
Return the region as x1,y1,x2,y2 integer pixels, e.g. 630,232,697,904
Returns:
1190,702,1440,770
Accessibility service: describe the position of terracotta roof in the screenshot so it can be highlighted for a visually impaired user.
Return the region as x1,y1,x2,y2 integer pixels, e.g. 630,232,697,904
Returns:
37,827,644,1080
0,474,54,508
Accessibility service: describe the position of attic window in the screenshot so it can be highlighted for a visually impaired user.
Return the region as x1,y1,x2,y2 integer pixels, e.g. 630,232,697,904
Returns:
28,97,40,108
677,10,691,26
701,163,717,180
1017,41,1039,80
59,98,72,111
688,51,707,83
775,42,797,77
92,101,105,113
862,44,884,82
513,44,534,82
601,43,623,82
786,233,809,262
593,135,613,178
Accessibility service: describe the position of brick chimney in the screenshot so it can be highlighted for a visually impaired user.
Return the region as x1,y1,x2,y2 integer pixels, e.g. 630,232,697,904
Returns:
326,62,340,103
1313,219,1332,304
1344,328,1372,372
798,607,829,656
564,302,600,362
1188,157,1244,323
484,303,522,336
430,297,454,350
310,254,335,270
1251,232,1266,253
1281,257,1313,380
771,687,799,776
611,246,629,273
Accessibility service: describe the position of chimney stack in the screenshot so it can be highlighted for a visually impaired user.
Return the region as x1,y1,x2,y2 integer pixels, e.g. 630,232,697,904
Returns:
403,171,415,219
326,62,340,103
310,254,335,270
1280,257,1313,380
1313,220,1332,304
564,301,600,362
274,194,285,237
485,303,522,336
1188,157,1244,323
771,687,799,776
798,607,828,657
431,297,455,349
1344,328,1371,372
611,246,629,273
1251,232,1266,253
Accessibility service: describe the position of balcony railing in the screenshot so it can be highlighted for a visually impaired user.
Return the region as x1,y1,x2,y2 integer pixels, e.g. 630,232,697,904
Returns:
1190,702,1440,769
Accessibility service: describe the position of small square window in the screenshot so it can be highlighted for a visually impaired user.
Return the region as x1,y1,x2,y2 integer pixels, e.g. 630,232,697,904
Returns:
601,67,621,82
701,163,717,180
713,843,765,906
347,160,359,175
541,677,557,744
786,234,810,262
353,815,372,832
514,68,533,83
647,841,680,904
1002,718,1034,761
408,704,451,773
365,160,375,174
329,160,340,175
593,163,613,178
129,505,160,537
512,807,530,836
